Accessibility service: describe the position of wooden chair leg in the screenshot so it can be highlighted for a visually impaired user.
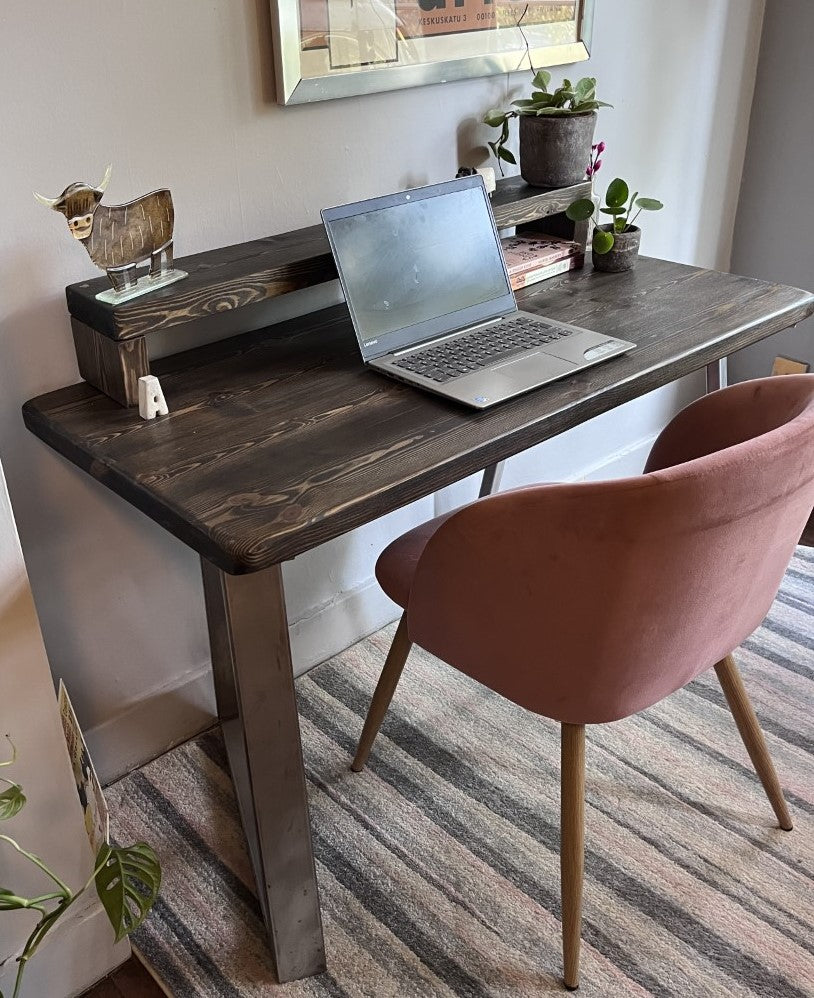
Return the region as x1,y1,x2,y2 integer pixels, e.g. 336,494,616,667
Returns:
561,723,585,991
714,654,793,830
351,614,412,773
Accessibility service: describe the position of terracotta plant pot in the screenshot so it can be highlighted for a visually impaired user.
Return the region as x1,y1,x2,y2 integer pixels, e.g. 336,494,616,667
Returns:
519,111,596,188
592,225,641,272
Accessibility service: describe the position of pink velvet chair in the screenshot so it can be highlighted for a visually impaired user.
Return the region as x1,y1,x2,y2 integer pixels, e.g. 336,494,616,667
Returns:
351,374,814,990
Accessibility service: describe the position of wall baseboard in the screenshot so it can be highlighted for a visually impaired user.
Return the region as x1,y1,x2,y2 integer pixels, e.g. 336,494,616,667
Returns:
86,666,216,785
87,433,656,784
87,577,400,785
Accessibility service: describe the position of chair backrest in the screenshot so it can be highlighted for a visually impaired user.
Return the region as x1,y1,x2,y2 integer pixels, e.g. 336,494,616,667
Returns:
407,375,814,724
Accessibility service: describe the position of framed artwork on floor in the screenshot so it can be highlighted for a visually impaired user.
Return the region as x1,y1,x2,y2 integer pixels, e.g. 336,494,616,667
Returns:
270,0,595,104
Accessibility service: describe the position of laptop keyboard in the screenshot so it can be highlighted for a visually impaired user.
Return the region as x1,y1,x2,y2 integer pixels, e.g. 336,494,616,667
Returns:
392,317,575,383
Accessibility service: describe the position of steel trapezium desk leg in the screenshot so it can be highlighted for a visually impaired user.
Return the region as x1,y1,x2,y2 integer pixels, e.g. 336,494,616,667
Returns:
479,461,505,498
200,557,326,982
706,357,728,393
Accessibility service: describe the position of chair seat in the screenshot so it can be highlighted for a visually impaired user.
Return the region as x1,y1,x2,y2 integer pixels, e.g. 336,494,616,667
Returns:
375,510,455,608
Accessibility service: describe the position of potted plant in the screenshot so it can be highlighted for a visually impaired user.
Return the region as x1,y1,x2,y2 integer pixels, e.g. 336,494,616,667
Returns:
484,71,611,188
0,738,160,998
567,178,663,272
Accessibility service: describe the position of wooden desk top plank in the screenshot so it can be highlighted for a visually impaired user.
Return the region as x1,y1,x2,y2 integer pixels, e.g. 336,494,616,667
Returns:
24,258,814,574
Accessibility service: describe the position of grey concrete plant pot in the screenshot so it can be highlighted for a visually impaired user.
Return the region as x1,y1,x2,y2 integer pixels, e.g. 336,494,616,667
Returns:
592,225,641,272
519,111,596,188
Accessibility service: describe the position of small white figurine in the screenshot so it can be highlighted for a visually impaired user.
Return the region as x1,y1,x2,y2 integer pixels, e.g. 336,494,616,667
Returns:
138,376,169,420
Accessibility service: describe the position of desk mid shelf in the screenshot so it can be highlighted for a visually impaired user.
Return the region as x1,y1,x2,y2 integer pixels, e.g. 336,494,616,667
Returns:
64,176,592,406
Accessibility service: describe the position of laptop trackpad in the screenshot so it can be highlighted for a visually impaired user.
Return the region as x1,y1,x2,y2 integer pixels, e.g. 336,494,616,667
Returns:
491,351,577,390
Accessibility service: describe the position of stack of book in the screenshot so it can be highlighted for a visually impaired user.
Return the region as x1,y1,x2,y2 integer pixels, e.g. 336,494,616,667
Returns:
500,233,584,291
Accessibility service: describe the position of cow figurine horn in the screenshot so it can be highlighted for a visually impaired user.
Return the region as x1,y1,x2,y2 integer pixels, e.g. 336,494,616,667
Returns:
33,190,60,208
95,164,112,194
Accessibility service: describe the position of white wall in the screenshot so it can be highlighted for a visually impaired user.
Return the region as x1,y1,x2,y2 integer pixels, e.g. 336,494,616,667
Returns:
0,0,764,783
0,458,128,997
728,0,814,381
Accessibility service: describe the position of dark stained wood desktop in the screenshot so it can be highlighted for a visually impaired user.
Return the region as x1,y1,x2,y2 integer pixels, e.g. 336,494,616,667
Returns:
24,257,814,575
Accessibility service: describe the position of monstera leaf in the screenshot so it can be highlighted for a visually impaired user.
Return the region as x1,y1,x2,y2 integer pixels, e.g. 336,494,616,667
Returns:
94,842,161,942
0,784,26,820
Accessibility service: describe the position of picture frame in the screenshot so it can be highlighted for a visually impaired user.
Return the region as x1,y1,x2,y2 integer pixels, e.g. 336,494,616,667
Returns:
270,0,596,105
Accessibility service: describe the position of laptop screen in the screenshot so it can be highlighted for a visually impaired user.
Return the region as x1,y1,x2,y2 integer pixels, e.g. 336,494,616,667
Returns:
322,176,516,361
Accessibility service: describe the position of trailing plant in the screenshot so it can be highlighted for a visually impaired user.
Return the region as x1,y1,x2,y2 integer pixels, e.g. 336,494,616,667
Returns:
0,737,160,998
484,71,611,171
566,178,663,255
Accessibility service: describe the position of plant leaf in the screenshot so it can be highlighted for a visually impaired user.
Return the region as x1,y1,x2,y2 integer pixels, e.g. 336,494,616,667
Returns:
599,206,625,215
605,178,629,209
566,198,595,222
635,197,663,211
573,77,596,103
483,109,506,128
531,91,554,104
0,785,26,820
511,99,538,108
532,69,551,92
95,842,161,943
593,228,615,254
535,107,568,116
0,738,16,768
0,887,26,911
497,146,516,164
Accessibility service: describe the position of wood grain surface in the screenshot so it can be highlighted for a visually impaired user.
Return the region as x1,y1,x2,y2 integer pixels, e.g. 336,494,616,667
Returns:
490,176,591,229
24,257,814,574
71,318,149,405
65,224,338,341
64,178,591,342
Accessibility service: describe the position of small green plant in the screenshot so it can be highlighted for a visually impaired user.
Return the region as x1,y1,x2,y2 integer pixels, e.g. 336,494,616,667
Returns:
0,737,160,998
484,71,611,170
567,178,663,255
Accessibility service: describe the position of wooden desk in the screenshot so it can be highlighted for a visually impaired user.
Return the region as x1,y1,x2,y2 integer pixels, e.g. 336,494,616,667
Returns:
22,257,814,982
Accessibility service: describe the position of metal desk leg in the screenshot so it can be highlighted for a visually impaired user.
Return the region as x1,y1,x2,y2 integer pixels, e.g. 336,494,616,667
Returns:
479,461,505,498
200,558,326,982
706,357,728,393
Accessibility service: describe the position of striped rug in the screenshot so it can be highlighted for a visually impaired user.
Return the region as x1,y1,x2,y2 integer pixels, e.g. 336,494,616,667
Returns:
107,549,814,997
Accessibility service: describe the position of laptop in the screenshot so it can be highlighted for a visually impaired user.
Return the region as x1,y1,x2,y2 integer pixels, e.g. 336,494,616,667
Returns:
321,175,634,410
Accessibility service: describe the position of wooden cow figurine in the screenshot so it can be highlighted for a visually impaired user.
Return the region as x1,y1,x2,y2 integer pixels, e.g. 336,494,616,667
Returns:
35,166,179,295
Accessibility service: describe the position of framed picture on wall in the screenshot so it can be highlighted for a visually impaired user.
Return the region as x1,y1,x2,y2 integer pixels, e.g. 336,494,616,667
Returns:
270,0,595,105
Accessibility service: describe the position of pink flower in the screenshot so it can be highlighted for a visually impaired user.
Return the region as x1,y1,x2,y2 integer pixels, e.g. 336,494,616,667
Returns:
594,158,603,172
597,141,606,154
